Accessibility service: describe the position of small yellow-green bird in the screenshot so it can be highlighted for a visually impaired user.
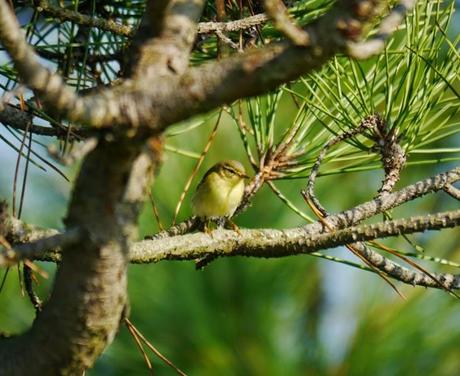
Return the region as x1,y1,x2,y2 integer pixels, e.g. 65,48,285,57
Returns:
192,160,249,222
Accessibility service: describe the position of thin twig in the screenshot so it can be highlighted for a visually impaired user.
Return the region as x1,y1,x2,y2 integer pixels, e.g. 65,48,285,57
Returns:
125,319,153,373
35,0,133,37
172,110,222,224
23,263,43,312
304,115,378,216
124,318,187,376
0,104,85,139
149,191,165,232
369,114,406,197
18,127,32,218
215,29,241,50
12,110,30,217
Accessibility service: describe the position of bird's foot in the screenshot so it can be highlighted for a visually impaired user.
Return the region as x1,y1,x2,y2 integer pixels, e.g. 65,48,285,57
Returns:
204,220,214,237
225,219,241,235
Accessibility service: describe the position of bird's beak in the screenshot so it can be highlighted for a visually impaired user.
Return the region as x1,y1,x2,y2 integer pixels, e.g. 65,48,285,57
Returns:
240,172,250,179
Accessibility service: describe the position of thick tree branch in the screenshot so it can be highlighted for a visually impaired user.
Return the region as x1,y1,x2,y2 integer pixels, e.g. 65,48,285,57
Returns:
0,0,409,130
0,137,159,374
7,165,457,264
129,209,460,266
5,166,460,291
11,210,460,290
135,0,396,129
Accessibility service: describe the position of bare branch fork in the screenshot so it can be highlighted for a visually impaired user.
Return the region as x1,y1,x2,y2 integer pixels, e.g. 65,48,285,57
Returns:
301,113,448,293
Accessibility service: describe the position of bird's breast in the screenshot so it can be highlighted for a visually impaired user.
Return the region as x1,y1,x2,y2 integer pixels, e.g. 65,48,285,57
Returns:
192,174,244,218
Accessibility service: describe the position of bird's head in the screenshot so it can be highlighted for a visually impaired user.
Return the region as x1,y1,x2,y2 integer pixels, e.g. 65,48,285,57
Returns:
215,160,249,184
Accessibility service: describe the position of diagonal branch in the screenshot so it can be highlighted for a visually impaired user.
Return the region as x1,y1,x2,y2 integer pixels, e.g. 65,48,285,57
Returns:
150,0,413,128
324,166,460,229
444,184,460,200
0,0,411,130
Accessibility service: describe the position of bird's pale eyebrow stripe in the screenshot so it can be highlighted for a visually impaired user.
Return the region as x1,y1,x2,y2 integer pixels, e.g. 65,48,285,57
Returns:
223,166,238,174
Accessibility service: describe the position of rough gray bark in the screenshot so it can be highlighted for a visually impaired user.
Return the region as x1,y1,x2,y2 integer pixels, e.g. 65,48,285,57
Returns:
0,139,142,374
